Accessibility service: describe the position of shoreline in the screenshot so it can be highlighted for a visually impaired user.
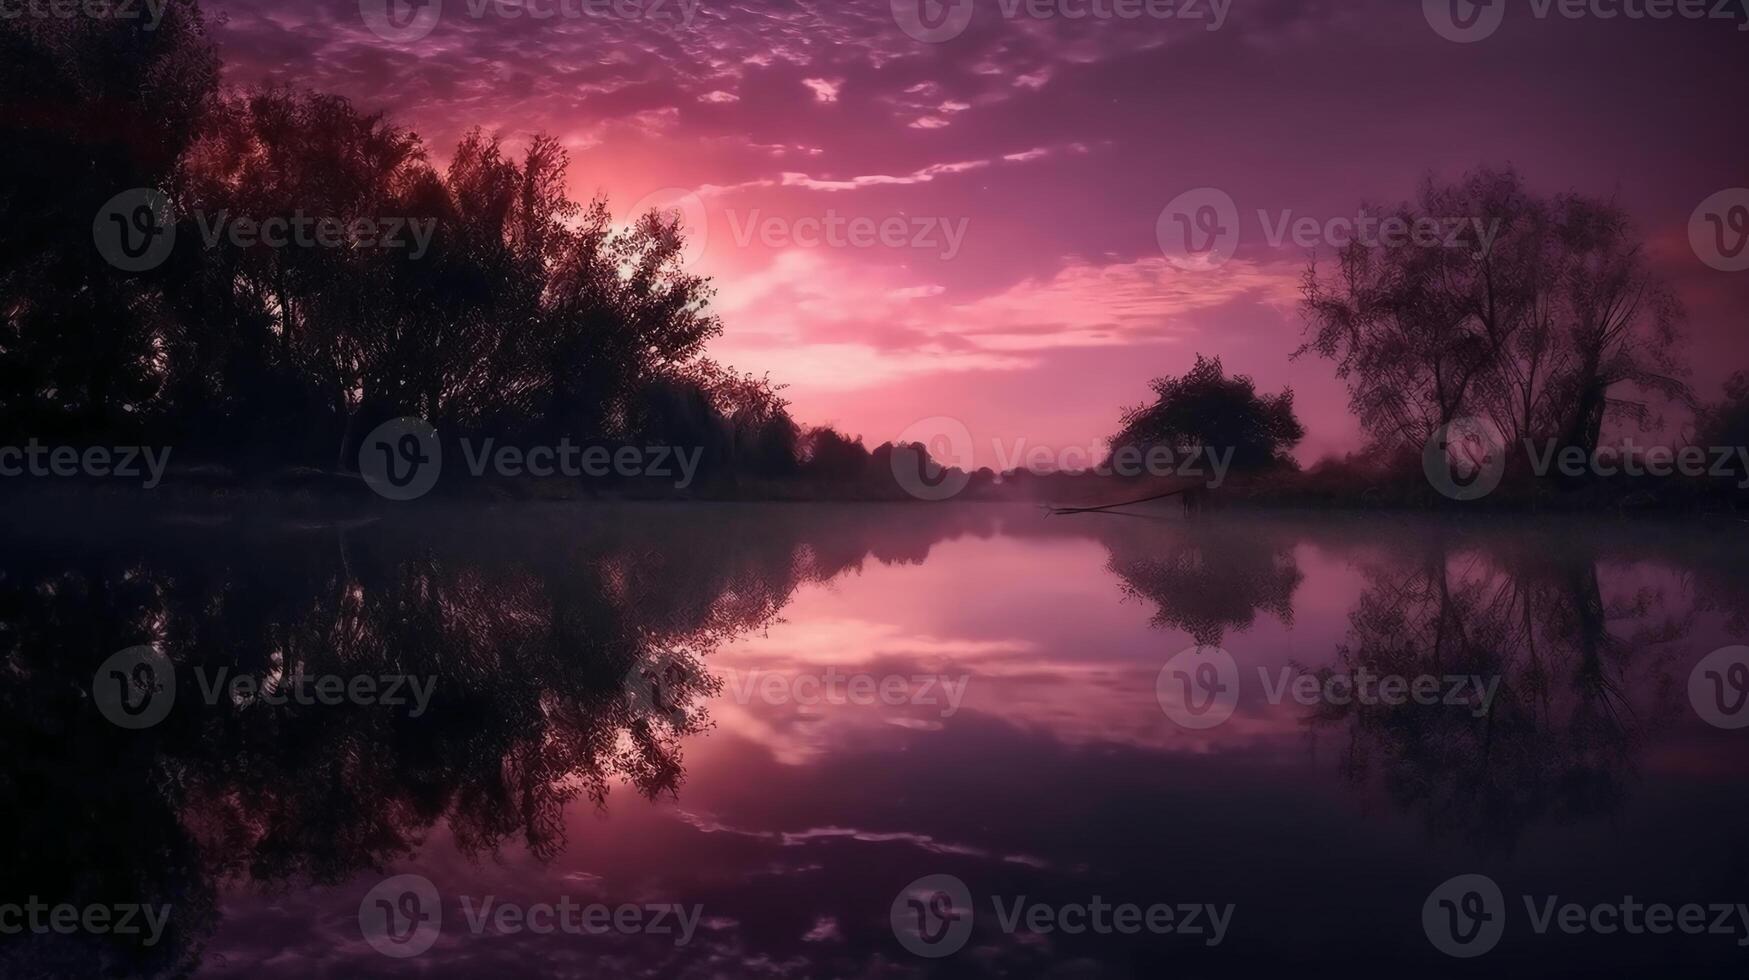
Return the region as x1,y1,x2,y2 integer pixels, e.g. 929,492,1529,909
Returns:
2,466,1744,521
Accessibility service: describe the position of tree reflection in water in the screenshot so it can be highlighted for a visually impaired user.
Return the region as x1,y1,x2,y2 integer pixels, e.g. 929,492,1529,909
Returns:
0,504,995,976
0,506,1733,976
1100,515,1702,850
1297,524,1690,850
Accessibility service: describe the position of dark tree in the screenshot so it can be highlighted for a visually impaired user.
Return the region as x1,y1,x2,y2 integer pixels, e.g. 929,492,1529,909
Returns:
1108,354,1305,471
0,0,219,441
1298,167,1687,458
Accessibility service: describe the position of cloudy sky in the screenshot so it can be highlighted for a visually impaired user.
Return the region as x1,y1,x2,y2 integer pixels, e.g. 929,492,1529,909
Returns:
205,0,1749,461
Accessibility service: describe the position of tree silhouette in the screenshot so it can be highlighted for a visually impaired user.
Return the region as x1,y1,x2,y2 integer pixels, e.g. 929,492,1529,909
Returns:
0,0,218,443
1297,167,1688,463
1107,353,1305,473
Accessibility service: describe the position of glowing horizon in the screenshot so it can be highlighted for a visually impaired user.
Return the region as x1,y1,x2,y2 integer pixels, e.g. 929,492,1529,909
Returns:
207,0,1749,465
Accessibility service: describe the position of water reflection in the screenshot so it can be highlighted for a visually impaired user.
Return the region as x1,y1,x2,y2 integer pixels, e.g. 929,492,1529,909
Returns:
0,505,1742,976
1104,516,1303,646
1301,522,1692,850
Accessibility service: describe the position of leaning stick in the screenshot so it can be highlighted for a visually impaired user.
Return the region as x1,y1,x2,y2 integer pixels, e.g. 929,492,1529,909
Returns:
1047,483,1199,516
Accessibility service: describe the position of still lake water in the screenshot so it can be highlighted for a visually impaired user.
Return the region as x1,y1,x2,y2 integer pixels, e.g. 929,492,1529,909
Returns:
2,503,1746,977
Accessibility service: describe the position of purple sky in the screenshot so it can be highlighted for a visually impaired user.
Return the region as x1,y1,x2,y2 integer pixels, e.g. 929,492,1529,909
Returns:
204,0,1749,462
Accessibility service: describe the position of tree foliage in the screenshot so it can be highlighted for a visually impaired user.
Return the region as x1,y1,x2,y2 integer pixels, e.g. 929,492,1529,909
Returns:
1297,167,1687,458
0,5,771,477
1109,354,1305,471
